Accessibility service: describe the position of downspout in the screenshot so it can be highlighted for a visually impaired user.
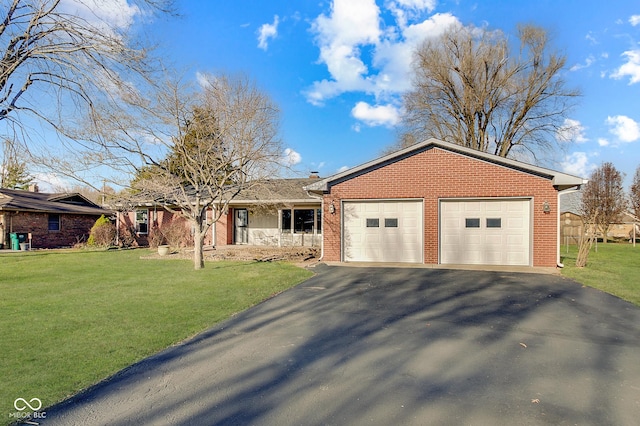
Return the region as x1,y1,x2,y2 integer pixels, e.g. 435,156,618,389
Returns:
557,186,582,268
305,190,324,261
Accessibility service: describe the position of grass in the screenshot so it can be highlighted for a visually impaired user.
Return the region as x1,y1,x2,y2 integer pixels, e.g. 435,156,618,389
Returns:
0,249,312,421
560,242,640,306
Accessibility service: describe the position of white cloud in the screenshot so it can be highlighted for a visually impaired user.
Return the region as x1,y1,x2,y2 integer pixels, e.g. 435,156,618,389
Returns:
585,32,598,44
630,15,640,26
283,148,302,166
606,115,640,142
611,50,640,84
386,0,436,28
337,165,350,173
556,118,588,143
257,15,279,50
372,13,459,94
34,173,73,192
597,138,610,147
560,152,595,177
60,0,141,34
195,71,214,89
305,0,459,105
351,102,401,127
570,55,594,72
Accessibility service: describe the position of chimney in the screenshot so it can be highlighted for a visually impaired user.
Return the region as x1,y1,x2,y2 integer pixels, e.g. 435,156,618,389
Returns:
309,171,320,179
28,183,39,193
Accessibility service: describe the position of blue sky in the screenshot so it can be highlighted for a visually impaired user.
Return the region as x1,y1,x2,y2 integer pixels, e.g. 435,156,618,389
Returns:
144,0,640,186
31,0,640,188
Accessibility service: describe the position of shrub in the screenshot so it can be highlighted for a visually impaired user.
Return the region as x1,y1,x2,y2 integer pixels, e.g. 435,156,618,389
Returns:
147,226,166,248
161,219,191,249
118,225,137,248
87,215,116,247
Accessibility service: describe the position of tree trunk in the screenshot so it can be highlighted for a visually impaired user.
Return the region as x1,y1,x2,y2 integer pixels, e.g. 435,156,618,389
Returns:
576,214,598,268
193,227,205,270
575,234,592,268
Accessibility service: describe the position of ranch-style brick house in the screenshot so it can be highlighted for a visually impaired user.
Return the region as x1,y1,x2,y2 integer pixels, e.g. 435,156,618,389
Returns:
117,177,323,249
120,138,585,268
0,186,112,249
305,139,586,268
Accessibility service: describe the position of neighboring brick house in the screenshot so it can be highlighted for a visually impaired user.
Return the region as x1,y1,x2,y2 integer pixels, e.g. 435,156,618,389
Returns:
0,187,112,249
117,177,322,248
305,139,586,268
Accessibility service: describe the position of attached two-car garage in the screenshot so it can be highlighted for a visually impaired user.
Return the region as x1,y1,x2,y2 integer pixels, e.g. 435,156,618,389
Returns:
306,139,585,268
341,198,531,266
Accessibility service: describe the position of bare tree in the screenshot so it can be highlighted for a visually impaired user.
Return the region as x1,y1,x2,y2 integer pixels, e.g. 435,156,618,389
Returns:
400,24,579,159
580,162,627,244
91,73,283,270
1,137,33,188
631,165,640,220
0,0,170,147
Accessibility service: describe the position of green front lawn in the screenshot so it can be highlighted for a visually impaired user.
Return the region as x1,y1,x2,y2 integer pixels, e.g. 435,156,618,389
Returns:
560,242,640,306
0,249,312,422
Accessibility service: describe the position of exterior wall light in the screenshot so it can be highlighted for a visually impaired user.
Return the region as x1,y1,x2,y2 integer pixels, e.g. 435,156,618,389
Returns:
542,201,551,213
329,201,336,214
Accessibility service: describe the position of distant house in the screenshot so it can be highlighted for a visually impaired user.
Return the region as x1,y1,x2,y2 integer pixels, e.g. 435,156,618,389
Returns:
607,212,640,241
559,190,640,242
117,177,322,248
0,186,112,249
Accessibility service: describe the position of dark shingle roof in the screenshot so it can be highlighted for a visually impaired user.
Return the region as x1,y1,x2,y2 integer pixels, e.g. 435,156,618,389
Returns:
0,188,112,215
230,178,321,203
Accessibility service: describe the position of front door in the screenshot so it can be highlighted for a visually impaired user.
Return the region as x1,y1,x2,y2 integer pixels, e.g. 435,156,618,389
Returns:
234,209,248,244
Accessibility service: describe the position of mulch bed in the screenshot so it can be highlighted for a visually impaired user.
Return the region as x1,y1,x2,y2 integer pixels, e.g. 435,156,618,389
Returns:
141,245,320,265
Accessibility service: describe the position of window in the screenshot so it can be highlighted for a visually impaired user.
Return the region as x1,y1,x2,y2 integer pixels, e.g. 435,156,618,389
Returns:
366,218,380,227
136,209,148,234
48,214,60,231
294,209,315,233
281,209,292,232
281,208,322,234
384,218,398,228
465,218,480,228
486,218,502,228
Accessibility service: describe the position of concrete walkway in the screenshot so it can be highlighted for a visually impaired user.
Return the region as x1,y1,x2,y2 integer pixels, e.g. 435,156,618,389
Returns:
41,264,640,425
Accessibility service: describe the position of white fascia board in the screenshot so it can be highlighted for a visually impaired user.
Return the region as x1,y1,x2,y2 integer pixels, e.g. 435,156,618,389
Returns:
304,138,587,192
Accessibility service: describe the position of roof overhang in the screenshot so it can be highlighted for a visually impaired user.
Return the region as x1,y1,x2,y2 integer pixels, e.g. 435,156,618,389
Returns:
305,138,587,193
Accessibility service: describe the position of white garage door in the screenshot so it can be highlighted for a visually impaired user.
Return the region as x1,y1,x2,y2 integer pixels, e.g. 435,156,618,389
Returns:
343,200,423,263
440,199,531,266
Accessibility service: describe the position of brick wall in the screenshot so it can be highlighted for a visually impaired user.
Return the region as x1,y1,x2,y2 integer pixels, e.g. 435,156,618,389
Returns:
322,147,560,267
214,210,233,246
2,211,99,248
118,208,216,247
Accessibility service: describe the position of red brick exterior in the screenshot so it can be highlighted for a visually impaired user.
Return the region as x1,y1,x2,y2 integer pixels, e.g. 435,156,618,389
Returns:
322,147,560,267
119,208,217,247
215,210,233,246
1,211,100,249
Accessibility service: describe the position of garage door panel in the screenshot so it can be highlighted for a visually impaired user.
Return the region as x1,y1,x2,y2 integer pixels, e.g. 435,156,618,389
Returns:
344,201,423,263
441,200,531,266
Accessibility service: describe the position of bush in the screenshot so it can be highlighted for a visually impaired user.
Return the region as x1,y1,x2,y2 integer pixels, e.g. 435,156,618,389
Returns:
147,226,166,248
160,219,191,250
87,215,116,247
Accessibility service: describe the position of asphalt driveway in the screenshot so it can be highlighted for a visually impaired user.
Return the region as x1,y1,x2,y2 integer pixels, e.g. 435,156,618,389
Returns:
41,264,640,425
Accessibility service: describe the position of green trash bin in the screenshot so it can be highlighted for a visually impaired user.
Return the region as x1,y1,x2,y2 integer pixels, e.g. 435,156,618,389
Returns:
10,233,19,250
